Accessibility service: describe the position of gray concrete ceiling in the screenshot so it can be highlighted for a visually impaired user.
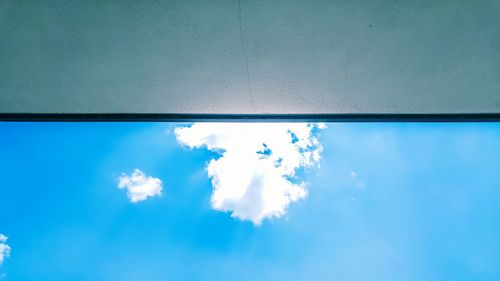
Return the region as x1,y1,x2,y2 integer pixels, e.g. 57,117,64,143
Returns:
1,0,499,115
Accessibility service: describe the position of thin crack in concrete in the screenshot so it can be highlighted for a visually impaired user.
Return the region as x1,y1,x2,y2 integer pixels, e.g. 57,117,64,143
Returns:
238,0,255,108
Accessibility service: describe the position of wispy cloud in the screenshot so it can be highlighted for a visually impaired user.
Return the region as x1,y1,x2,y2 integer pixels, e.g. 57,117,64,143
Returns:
175,123,325,225
350,171,366,189
118,169,163,203
0,234,10,265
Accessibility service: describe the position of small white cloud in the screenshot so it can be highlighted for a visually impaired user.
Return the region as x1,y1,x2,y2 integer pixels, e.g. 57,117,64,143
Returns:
175,123,324,225
0,234,11,265
118,169,163,203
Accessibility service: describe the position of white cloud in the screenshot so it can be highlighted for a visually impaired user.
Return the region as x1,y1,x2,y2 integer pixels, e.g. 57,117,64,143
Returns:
0,234,10,265
175,123,324,225
118,169,163,203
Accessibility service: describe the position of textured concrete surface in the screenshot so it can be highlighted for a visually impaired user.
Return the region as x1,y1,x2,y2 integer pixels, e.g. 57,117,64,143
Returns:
1,0,499,114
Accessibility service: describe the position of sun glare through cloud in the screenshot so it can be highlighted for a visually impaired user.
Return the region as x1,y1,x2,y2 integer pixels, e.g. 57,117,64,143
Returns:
175,123,325,225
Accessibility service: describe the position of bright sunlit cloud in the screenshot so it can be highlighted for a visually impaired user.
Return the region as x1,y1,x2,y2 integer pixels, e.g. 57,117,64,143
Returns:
118,169,163,203
0,234,10,265
175,123,325,225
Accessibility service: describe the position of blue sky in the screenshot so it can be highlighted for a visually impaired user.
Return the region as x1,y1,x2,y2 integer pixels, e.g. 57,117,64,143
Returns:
0,122,499,281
